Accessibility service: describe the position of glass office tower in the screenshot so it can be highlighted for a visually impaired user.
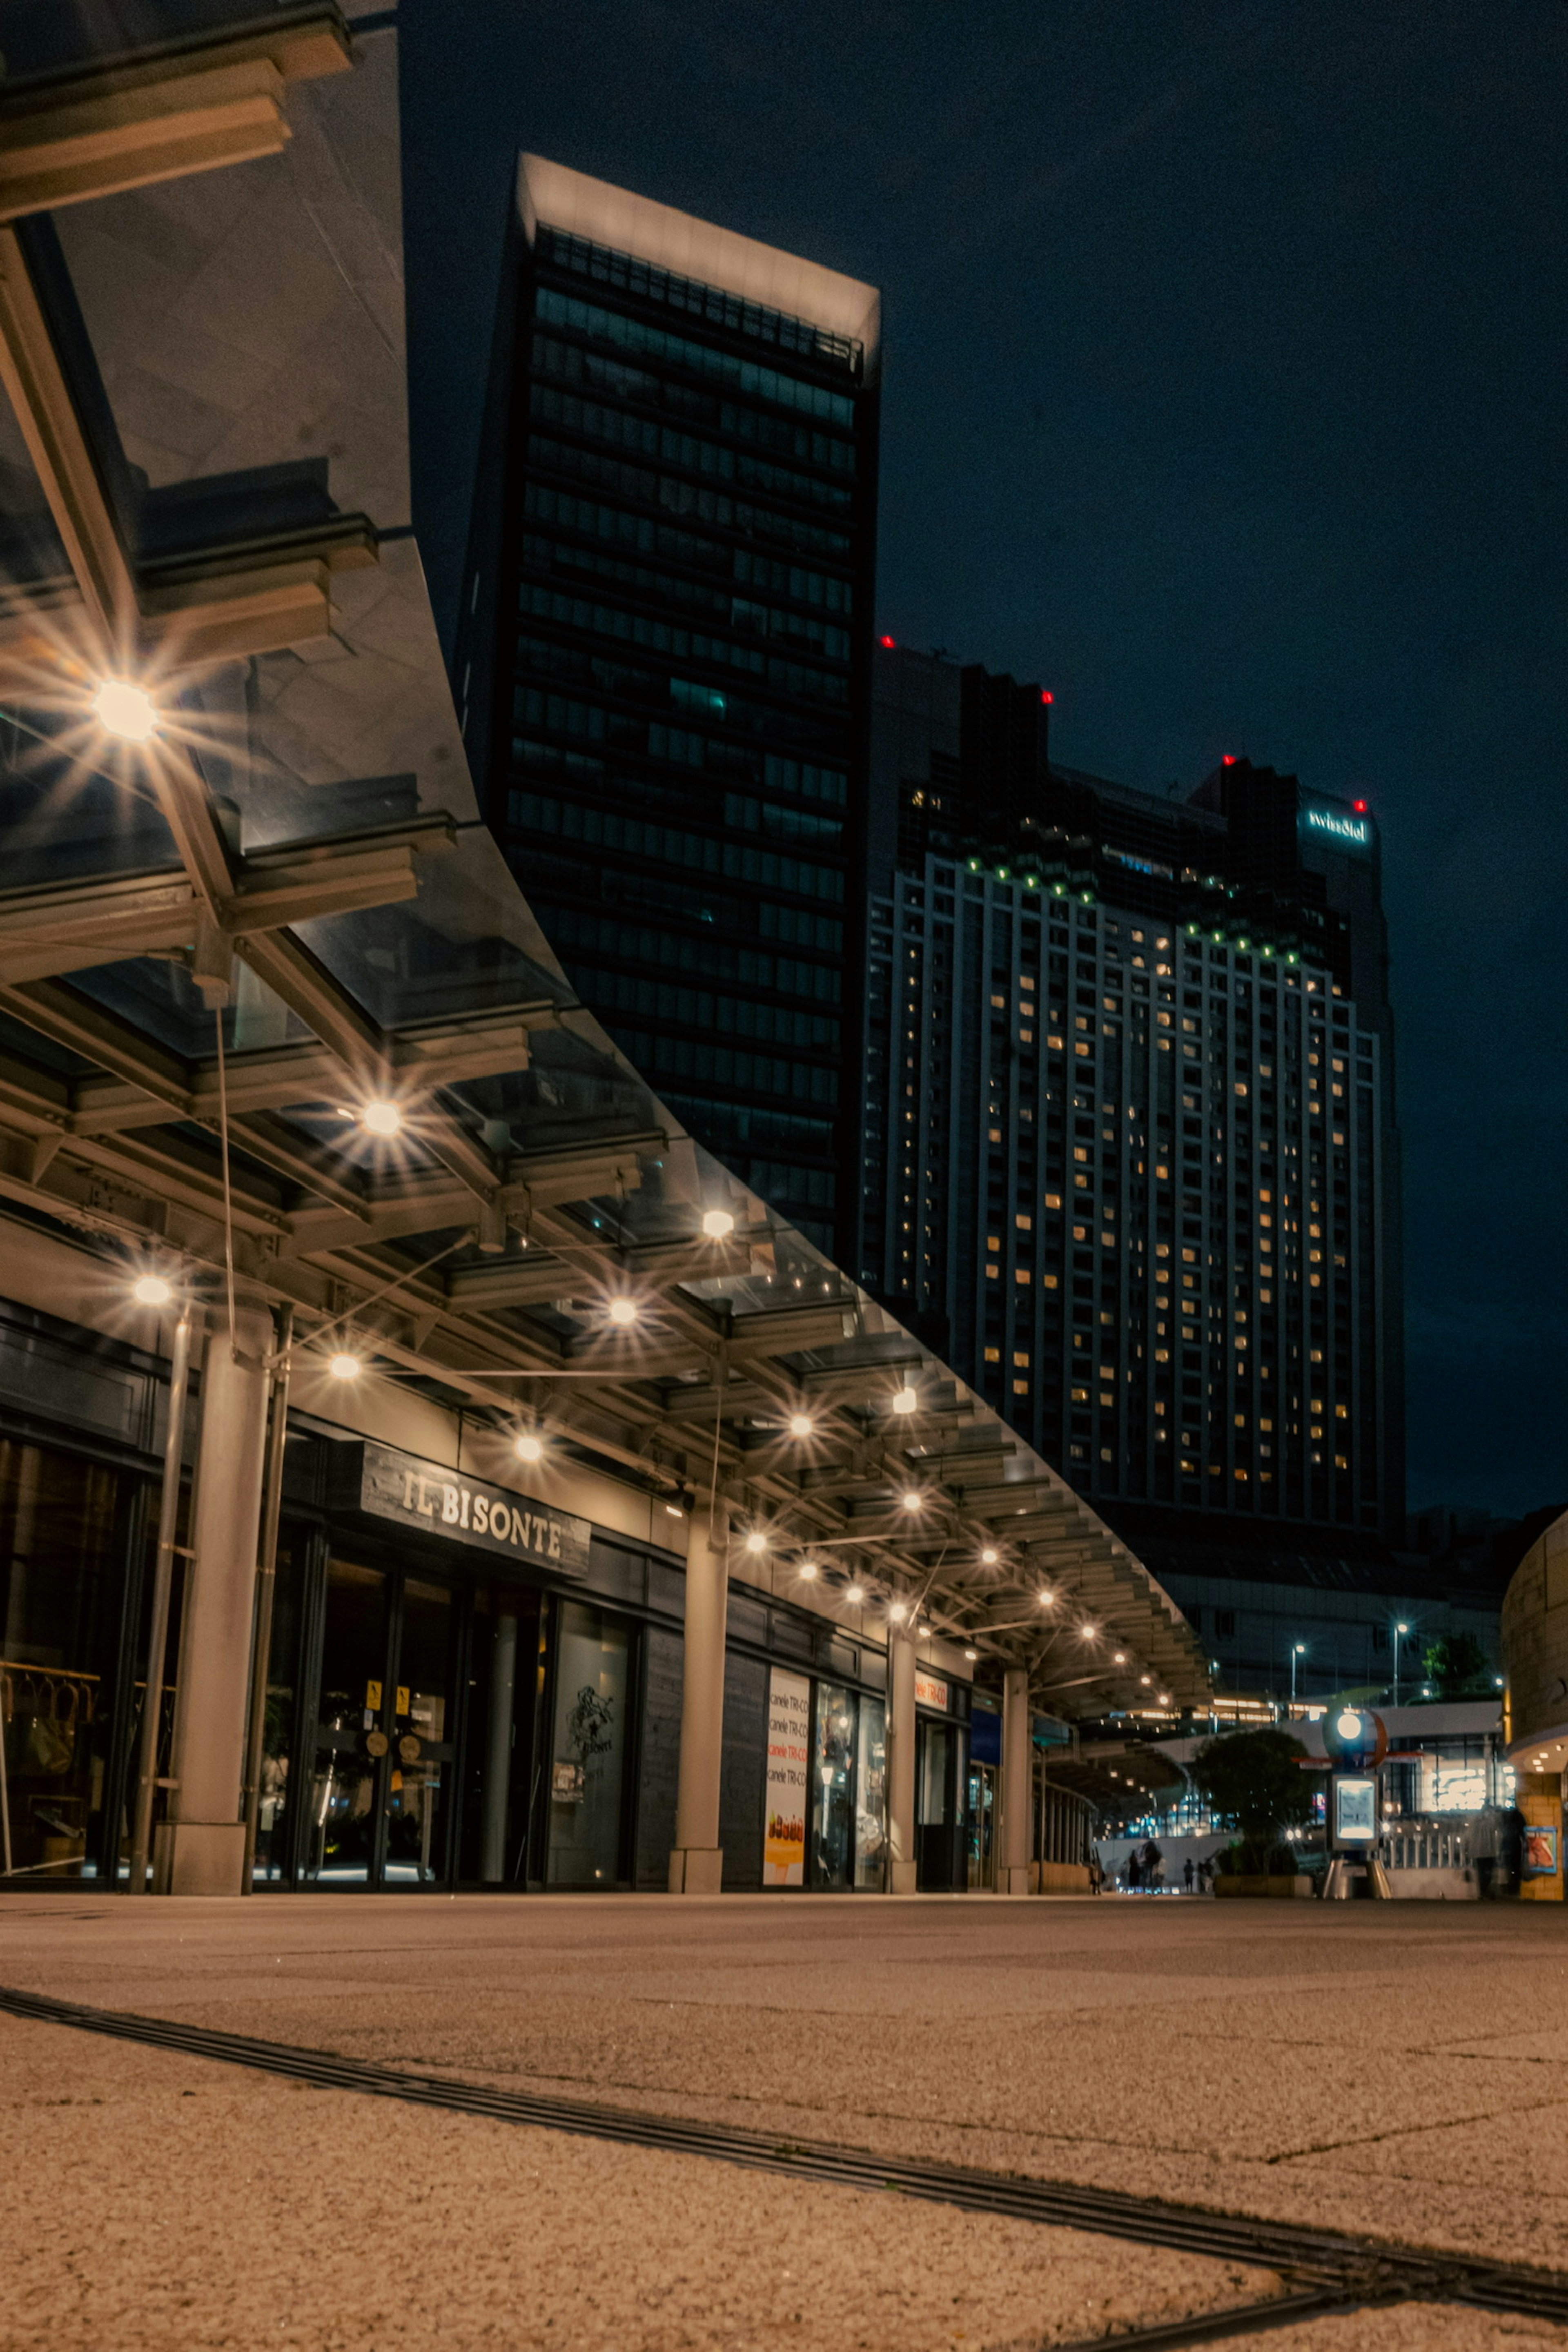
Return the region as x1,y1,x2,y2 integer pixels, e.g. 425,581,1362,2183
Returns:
458,159,880,1254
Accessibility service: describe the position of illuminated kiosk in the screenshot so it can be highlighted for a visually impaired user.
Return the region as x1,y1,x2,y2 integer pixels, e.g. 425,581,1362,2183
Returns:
1322,1706,1392,1900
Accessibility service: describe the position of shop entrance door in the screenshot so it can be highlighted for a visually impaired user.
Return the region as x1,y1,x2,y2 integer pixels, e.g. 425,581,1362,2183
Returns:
306,1559,457,1887
966,1761,996,1890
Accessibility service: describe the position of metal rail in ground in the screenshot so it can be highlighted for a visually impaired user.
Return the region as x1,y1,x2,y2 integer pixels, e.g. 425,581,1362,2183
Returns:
2,1982,1561,2346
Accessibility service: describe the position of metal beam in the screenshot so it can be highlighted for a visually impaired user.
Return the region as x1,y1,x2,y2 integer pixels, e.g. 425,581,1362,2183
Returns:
0,16,353,220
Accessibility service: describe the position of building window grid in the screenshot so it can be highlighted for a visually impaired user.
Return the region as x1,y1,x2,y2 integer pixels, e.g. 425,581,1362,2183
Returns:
872,866,1382,1525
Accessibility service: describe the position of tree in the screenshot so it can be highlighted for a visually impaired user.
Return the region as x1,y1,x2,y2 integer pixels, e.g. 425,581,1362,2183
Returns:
1189,1728,1318,1874
1420,1634,1491,1700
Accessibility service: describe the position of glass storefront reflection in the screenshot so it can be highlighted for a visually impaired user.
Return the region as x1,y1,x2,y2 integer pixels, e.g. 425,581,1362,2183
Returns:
853,1694,886,1890
307,1559,388,1884
0,1439,128,1882
547,1599,630,1887
384,1577,453,1884
811,1680,856,1889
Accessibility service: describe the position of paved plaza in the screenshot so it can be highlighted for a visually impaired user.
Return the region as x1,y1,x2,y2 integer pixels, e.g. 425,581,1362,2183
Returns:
4,1893,1568,2350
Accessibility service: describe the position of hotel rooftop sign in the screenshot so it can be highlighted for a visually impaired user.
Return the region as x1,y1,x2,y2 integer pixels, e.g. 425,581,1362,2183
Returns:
1300,799,1374,854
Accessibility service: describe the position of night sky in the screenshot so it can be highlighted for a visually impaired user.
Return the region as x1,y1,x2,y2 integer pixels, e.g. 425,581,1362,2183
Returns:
403,0,1568,1526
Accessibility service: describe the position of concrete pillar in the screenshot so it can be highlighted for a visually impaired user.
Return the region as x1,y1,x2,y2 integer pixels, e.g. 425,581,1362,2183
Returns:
884,1623,917,1893
668,1506,728,1893
479,1608,518,1881
156,1309,271,1895
996,1665,1032,1895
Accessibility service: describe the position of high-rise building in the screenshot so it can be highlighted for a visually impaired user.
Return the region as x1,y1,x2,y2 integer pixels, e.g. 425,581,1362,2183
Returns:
862,645,1405,1562
456,158,880,1254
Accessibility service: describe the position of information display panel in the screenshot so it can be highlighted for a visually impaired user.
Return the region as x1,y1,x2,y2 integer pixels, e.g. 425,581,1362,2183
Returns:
1333,1773,1378,1846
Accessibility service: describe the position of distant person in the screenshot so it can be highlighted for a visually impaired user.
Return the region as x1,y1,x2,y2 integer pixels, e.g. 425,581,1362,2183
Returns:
1127,1851,1142,1890
1183,1857,1195,1894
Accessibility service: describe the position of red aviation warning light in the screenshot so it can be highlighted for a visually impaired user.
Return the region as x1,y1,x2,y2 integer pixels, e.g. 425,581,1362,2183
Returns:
878,634,896,648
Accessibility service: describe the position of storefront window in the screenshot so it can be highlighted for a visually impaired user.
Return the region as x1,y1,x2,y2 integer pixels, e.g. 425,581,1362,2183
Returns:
920,1722,953,1826
547,1599,630,1887
385,1577,454,1884
811,1679,856,1889
967,1763,995,1889
307,1559,387,1884
0,1439,129,1882
853,1694,885,1890
459,1587,540,1885
253,1533,303,1883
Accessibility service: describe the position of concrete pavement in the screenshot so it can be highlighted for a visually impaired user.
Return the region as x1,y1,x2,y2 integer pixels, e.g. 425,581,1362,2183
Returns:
3,1891,1566,2349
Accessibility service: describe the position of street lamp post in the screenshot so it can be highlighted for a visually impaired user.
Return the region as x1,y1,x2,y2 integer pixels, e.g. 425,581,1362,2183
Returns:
1393,1621,1409,1707
1291,1642,1306,1707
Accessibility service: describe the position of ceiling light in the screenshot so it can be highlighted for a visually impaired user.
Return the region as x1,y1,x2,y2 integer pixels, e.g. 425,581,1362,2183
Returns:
1080,1623,1098,1639
788,1412,814,1438
93,677,157,742
606,1297,639,1327
797,1560,820,1581
514,1433,544,1464
702,1207,734,1238
981,1546,999,1566
1140,1675,1152,1686
844,1583,865,1606
131,1272,173,1308
359,1099,403,1138
1158,1693,1170,1706
887,1599,909,1624
891,1383,918,1416
327,1352,362,1381
964,1647,978,1662
1036,1588,1055,1608
899,1489,923,1513
743,1529,768,1554
1113,1652,1127,1664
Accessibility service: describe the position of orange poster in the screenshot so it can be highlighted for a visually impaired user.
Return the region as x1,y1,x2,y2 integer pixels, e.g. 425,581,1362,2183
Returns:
764,1667,810,1887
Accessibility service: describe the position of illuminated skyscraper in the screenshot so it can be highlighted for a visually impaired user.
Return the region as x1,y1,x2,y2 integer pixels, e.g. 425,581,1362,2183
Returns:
863,646,1405,1559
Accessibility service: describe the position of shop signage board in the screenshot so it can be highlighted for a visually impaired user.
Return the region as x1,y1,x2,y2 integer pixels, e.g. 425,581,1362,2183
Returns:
914,1671,949,1712
344,1439,591,1579
764,1666,810,1886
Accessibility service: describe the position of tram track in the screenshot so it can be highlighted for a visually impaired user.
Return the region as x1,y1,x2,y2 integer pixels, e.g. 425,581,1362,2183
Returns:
2,1981,1564,2346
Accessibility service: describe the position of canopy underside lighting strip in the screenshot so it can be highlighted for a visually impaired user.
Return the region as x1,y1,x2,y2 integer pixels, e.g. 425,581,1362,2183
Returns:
1,1982,1564,2348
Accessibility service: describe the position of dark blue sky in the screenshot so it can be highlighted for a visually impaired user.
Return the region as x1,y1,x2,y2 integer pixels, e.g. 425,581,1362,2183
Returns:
404,0,1568,1523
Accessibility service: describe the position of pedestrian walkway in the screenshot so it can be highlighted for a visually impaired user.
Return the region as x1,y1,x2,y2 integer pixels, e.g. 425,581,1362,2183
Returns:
2,1894,1566,2349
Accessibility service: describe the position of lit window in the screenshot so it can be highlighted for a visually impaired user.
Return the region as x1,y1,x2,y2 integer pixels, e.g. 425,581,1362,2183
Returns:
1013,1351,1030,1367
1015,1213,1032,1230
986,1236,1001,1253
983,1347,1001,1363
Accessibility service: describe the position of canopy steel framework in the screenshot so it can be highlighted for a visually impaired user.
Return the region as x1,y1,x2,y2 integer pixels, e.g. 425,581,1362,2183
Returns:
0,2,1209,1718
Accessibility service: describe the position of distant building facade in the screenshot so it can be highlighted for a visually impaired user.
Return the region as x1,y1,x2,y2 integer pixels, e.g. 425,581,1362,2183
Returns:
457,158,881,1254
861,645,1407,1577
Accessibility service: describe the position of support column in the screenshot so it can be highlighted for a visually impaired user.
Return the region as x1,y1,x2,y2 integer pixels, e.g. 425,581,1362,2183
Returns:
668,1505,727,1893
884,1622,917,1893
155,1308,270,1895
479,1609,518,1882
996,1665,1032,1895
